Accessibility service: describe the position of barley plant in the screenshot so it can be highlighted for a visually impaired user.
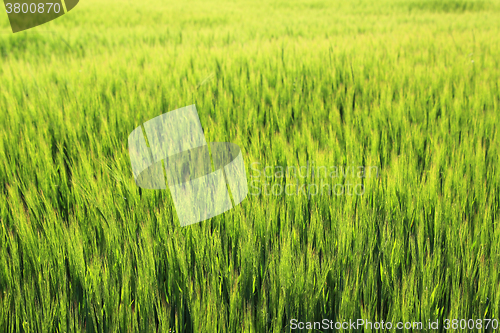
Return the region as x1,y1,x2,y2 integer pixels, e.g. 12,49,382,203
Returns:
0,0,499,332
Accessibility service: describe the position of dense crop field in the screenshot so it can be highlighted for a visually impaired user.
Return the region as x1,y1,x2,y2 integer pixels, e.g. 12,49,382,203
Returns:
1,0,499,331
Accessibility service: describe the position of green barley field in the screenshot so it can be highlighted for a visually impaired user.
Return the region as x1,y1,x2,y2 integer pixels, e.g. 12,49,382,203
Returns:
1,0,499,331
